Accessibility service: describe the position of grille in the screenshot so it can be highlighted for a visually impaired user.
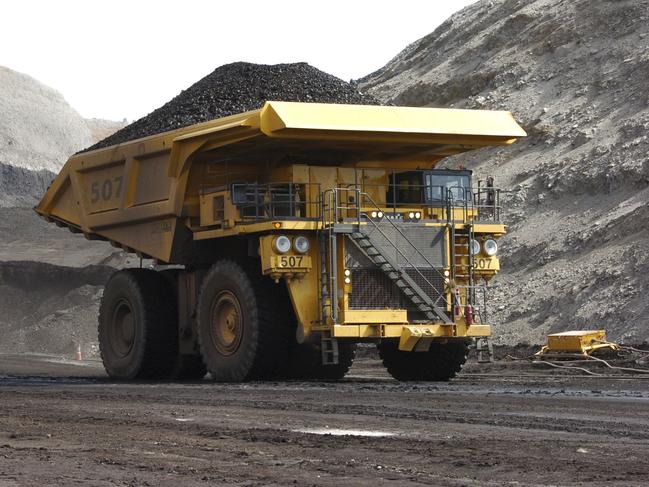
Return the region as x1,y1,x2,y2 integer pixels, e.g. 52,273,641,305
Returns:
348,269,400,309
348,267,446,310
345,232,447,311
405,268,445,305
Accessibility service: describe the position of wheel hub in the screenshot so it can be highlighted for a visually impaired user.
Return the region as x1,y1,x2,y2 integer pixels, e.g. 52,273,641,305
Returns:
210,291,243,356
111,299,136,357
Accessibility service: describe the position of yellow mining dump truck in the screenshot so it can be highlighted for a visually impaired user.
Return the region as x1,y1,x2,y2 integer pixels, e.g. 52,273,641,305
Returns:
36,102,525,381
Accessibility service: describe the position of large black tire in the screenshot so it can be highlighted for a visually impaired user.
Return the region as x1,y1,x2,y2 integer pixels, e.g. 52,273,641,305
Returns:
98,269,178,380
286,340,356,381
378,340,469,381
197,259,290,382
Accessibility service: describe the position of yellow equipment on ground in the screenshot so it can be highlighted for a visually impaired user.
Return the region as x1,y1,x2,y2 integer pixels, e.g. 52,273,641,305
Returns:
36,101,525,382
537,330,620,357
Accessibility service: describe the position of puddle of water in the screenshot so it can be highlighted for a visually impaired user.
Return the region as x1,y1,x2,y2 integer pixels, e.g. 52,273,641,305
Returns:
293,428,394,437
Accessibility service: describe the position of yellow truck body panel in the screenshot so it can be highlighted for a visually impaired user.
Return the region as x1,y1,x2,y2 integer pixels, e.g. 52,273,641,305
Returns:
36,101,525,263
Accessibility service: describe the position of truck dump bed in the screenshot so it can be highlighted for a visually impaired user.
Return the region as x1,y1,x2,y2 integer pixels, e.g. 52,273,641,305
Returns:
36,101,525,263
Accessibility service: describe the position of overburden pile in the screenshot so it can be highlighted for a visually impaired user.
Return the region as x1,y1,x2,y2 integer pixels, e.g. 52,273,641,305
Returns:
85,62,378,152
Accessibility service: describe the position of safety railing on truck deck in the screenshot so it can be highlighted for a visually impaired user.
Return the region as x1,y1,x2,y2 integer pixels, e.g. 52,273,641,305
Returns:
227,182,321,222
201,181,502,224
329,183,502,223
320,186,360,226
473,181,502,223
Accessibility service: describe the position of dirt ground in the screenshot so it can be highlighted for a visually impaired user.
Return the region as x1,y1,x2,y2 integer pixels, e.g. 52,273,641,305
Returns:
1,354,648,486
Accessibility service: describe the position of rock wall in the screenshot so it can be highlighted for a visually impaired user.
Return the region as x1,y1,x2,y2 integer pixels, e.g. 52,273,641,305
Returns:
359,0,649,343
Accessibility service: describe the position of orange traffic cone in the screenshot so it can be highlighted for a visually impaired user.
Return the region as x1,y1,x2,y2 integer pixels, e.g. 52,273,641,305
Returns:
75,343,82,361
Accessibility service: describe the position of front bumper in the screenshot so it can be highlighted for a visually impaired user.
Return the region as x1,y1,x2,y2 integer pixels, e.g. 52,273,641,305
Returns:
331,320,491,352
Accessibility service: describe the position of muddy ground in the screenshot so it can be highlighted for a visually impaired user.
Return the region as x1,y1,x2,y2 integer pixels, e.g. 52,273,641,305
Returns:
1,354,648,486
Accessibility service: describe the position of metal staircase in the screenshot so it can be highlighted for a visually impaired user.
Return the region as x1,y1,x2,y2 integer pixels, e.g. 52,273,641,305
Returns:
320,187,452,325
349,230,451,323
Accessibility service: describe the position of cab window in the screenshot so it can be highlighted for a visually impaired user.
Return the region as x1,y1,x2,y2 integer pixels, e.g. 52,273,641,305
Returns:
387,170,472,206
424,171,471,203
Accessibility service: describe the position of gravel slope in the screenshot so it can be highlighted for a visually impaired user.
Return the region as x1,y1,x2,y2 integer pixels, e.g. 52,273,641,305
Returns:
0,66,93,207
0,66,127,207
359,0,649,344
0,66,92,173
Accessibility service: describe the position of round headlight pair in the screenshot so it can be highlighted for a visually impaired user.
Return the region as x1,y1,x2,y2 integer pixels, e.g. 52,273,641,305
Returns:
469,238,498,256
407,211,422,220
273,235,310,254
370,210,384,219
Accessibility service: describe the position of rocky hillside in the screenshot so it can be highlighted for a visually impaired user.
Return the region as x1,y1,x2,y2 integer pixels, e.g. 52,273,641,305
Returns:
0,66,92,206
0,67,126,207
360,0,649,344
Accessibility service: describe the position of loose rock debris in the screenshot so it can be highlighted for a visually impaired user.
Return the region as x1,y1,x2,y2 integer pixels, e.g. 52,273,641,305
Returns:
84,62,379,152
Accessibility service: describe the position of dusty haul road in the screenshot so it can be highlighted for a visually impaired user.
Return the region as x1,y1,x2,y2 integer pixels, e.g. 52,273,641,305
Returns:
0,354,648,486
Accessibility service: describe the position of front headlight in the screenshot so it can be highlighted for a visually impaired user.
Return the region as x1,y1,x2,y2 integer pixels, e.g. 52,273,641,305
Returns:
293,236,310,254
470,239,481,256
483,238,498,256
273,235,291,254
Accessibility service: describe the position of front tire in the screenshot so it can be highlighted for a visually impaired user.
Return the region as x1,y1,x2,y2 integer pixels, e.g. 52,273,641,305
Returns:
197,260,289,382
286,341,356,381
378,340,468,381
98,269,177,380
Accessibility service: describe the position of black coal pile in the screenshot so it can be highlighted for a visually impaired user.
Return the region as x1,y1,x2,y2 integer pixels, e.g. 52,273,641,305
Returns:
84,62,379,152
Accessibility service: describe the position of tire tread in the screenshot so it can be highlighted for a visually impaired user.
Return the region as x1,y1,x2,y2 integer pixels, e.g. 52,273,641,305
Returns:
378,340,468,381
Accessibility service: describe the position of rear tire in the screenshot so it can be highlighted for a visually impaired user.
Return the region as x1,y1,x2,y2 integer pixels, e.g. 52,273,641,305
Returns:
98,269,177,380
378,340,468,381
197,260,289,382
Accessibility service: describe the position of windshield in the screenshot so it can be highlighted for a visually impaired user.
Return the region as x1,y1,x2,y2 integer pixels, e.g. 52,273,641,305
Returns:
386,170,472,206
424,171,471,203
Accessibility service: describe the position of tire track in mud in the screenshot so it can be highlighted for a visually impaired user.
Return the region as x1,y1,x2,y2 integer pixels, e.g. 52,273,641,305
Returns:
2,377,649,442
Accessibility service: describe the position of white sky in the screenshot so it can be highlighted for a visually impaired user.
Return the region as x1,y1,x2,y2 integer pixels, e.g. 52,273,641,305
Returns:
1,0,475,121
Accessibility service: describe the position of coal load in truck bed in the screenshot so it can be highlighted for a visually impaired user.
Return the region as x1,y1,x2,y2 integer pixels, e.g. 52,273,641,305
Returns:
83,62,379,152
